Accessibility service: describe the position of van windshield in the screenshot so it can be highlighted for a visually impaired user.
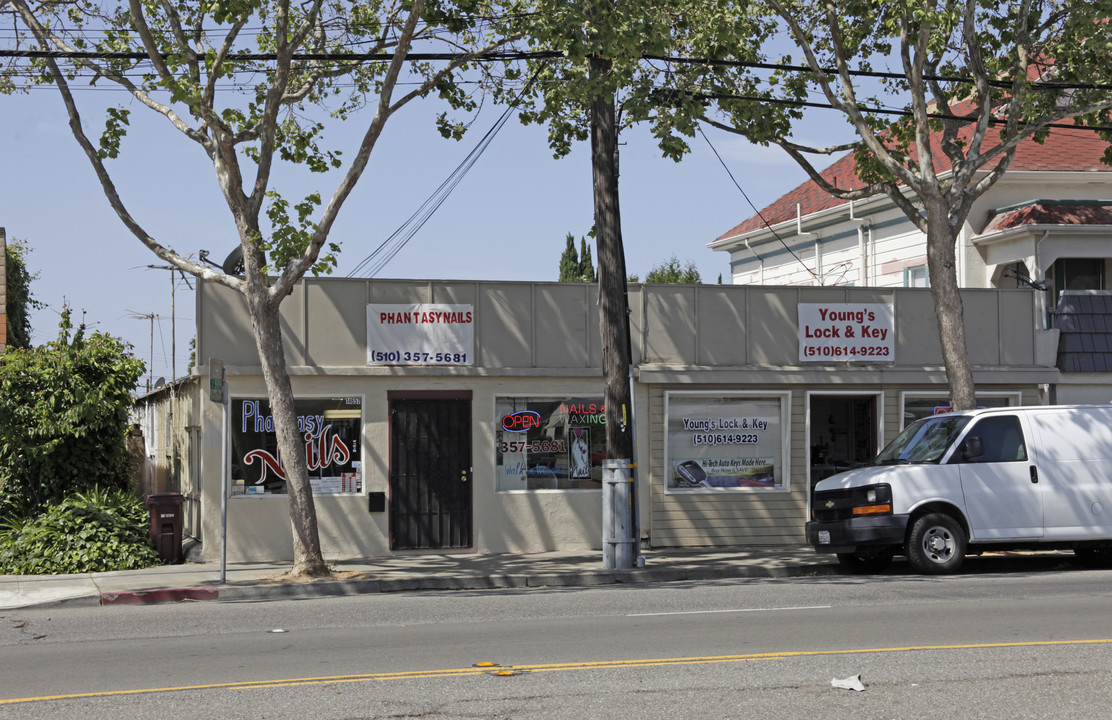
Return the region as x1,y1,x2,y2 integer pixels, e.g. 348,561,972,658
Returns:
875,415,971,465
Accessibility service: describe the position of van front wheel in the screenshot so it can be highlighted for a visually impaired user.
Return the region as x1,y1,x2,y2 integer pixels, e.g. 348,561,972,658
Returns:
907,513,966,574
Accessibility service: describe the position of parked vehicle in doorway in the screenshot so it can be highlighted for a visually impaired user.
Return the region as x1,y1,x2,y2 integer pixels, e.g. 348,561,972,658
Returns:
806,405,1112,574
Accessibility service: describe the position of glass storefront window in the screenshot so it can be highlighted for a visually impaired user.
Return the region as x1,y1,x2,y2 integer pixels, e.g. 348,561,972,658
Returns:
900,393,1019,426
665,393,789,492
495,397,605,491
231,397,362,496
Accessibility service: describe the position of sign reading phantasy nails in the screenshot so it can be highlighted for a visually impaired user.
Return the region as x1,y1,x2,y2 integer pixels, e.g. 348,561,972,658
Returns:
367,303,474,366
665,392,788,491
231,397,362,495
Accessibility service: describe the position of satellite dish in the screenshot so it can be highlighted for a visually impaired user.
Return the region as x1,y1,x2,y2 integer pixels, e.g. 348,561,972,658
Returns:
154,377,167,388
222,246,244,276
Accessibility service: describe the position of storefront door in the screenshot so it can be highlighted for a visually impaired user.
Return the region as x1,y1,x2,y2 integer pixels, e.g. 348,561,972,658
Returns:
389,396,472,550
809,394,879,497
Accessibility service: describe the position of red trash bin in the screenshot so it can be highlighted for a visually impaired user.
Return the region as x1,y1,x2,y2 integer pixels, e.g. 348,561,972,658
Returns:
146,493,184,564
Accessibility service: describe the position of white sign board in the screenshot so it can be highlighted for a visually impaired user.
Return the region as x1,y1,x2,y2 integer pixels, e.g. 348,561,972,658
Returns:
367,304,474,366
798,303,894,363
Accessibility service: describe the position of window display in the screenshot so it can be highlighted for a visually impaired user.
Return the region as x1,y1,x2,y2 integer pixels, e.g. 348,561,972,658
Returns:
231,397,362,495
495,397,605,491
666,393,788,491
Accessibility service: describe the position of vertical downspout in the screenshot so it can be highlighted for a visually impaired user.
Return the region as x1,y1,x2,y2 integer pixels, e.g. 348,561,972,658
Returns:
797,203,821,285
744,239,764,284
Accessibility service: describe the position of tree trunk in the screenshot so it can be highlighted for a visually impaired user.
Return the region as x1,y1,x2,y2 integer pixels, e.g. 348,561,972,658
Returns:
590,67,634,461
244,285,330,578
924,204,976,411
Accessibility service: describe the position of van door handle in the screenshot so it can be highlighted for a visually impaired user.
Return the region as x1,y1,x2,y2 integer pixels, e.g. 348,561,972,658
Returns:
1030,466,1039,484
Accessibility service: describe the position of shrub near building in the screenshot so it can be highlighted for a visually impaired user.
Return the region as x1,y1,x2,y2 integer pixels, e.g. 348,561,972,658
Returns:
0,311,158,574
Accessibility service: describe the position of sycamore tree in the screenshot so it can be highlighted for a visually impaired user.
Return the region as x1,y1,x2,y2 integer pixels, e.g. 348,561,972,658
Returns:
2,0,524,577
658,0,1112,410
507,1,769,459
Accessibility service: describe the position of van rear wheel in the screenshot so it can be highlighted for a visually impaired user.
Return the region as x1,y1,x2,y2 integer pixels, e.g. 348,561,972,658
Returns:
907,513,966,574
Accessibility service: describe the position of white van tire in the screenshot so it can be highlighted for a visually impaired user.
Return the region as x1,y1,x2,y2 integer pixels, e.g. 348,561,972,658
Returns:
907,513,966,574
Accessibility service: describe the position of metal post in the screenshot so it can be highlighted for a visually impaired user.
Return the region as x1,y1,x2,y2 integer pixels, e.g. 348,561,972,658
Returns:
628,364,644,567
220,380,229,585
603,459,634,569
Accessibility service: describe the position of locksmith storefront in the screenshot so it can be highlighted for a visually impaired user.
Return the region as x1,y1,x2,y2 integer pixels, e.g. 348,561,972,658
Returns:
179,279,1057,562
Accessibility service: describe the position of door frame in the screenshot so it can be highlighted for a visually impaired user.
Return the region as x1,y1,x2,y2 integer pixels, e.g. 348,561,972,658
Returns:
387,390,473,551
805,390,884,509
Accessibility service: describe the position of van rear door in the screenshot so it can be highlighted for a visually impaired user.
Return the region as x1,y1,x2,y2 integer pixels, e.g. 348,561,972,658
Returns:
955,414,1043,540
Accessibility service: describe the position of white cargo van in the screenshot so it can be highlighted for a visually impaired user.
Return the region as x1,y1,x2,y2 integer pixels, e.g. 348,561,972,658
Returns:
806,405,1112,574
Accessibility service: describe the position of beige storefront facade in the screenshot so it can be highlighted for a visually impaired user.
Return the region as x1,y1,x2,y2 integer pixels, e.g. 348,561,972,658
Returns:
169,278,1056,563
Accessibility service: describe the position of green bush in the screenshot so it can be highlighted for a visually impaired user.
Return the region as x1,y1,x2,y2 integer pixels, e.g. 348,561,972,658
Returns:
0,488,160,575
0,310,144,510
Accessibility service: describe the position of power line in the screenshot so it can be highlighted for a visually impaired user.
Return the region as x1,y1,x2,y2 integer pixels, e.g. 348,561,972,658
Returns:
697,126,820,283
6,46,1112,92
347,68,543,278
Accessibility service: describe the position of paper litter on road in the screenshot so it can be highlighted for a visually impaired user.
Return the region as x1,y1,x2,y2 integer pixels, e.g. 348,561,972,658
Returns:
831,674,866,691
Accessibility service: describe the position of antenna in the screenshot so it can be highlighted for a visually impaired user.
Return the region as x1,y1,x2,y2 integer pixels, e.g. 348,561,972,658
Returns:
124,310,170,392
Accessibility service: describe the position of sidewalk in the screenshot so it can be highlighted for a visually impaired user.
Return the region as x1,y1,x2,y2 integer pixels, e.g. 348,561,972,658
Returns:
0,547,841,610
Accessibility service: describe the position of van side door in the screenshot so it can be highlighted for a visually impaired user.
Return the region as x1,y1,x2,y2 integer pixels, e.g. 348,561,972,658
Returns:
953,415,1043,540
1028,407,1112,537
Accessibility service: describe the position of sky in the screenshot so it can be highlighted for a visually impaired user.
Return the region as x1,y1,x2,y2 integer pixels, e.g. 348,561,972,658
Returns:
2,79,842,390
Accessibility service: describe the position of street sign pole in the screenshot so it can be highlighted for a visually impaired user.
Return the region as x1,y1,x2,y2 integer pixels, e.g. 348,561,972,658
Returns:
208,359,228,585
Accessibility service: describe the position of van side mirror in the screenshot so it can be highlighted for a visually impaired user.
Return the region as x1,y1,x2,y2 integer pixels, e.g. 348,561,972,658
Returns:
962,436,985,462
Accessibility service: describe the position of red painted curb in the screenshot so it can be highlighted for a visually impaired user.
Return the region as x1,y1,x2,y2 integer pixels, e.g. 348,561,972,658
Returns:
100,587,220,605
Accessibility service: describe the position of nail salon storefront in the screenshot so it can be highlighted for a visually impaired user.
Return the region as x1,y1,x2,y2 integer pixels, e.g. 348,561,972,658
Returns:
183,279,1056,562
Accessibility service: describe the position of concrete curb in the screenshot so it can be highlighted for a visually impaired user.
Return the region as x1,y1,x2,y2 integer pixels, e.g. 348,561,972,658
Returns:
75,561,842,607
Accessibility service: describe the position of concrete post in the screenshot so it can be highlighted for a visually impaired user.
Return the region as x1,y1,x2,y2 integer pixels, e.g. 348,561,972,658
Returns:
603,459,634,569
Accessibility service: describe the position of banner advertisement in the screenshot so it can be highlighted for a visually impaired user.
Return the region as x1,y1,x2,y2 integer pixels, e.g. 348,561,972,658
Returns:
666,394,785,491
798,303,894,363
231,397,362,496
495,396,605,491
367,303,474,366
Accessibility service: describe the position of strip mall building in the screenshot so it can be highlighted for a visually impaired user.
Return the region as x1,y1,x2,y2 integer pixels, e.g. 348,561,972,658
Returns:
149,278,1056,563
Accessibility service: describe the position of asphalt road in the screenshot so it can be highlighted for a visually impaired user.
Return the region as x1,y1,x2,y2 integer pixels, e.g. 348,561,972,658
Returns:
2,559,1112,718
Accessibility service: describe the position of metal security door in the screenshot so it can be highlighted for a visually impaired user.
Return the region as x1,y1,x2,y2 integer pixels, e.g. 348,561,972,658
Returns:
389,397,472,550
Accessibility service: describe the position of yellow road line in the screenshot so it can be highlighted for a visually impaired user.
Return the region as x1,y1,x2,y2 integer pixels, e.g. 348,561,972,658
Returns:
5,638,1111,705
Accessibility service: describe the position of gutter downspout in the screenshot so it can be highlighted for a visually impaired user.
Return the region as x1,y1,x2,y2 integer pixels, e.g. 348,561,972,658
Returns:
1034,230,1051,330
849,200,872,285
796,204,821,285
744,239,764,284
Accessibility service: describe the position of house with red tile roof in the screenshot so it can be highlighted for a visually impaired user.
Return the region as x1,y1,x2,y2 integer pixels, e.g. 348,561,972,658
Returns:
709,128,1112,403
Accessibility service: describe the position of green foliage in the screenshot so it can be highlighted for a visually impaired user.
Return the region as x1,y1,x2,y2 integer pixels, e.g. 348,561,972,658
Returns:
644,255,701,284
0,488,160,575
557,233,597,282
503,0,773,160
4,237,42,350
0,311,144,511
98,107,130,160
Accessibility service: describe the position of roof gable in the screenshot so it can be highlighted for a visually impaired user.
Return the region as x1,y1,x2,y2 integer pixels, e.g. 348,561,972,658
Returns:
718,128,1112,241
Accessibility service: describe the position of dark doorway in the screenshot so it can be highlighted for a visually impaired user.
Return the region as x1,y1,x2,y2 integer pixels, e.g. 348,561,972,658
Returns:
389,395,472,550
809,395,878,498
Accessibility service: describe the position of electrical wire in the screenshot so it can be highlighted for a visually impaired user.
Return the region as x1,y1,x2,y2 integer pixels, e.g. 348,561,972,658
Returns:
698,125,821,283
346,67,544,278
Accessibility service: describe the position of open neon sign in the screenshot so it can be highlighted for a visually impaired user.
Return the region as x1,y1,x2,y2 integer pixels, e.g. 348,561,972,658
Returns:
502,410,541,432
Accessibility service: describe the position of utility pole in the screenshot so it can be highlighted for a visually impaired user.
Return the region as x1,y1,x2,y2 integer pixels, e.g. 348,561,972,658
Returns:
589,2,636,570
